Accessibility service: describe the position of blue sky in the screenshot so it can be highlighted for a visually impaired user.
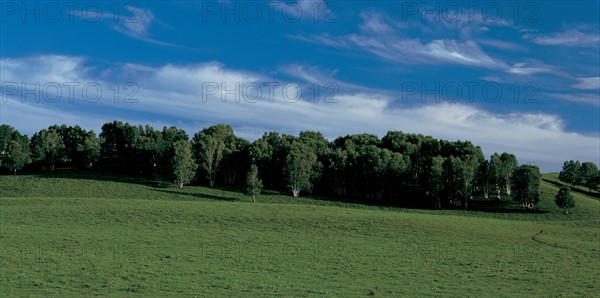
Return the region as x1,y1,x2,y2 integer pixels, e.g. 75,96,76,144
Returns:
1,0,599,171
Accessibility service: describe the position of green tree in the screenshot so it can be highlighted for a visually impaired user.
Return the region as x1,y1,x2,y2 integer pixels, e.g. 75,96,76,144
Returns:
0,124,16,167
54,125,85,165
246,164,263,203
298,131,330,193
511,165,541,210
385,150,411,199
221,136,250,185
30,127,64,170
427,156,445,208
155,126,188,182
500,153,517,195
250,133,276,187
381,131,420,183
444,155,479,209
5,135,31,174
586,173,600,192
0,125,32,173
476,160,491,199
131,125,162,178
559,160,582,186
99,120,125,162
285,142,317,197
555,186,575,214
192,124,235,187
362,145,390,200
77,130,101,168
99,121,141,173
326,148,348,196
172,140,197,188
488,153,503,200
579,162,599,191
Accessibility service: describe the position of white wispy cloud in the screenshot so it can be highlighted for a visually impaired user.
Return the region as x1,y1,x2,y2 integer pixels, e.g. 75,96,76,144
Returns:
0,55,90,83
71,6,182,48
291,10,515,70
292,9,598,84
294,33,506,69
525,29,600,47
480,75,502,83
278,64,394,96
1,55,598,171
545,93,600,107
358,11,394,34
478,39,527,52
506,62,553,75
571,77,600,90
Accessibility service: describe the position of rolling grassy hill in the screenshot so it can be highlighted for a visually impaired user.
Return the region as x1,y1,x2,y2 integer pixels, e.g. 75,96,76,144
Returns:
1,173,598,296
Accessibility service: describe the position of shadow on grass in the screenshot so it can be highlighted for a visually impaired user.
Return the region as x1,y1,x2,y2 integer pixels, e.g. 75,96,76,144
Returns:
467,199,550,214
20,169,551,213
542,178,600,200
149,188,238,202
31,168,191,190
34,168,155,185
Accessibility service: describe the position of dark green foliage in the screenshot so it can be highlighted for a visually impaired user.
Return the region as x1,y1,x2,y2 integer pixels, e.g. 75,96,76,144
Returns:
192,124,236,187
426,156,445,208
250,131,280,188
559,160,582,186
555,186,575,214
559,160,600,191
579,162,599,191
30,126,65,170
77,130,101,168
2,121,544,209
0,125,31,174
443,155,479,209
285,142,318,197
511,165,542,209
499,153,518,195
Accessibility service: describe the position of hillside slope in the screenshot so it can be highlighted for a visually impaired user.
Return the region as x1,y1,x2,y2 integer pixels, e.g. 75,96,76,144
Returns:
1,175,598,296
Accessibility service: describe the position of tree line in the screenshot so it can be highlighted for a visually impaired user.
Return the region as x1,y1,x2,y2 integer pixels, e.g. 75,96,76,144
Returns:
558,160,600,191
2,121,595,210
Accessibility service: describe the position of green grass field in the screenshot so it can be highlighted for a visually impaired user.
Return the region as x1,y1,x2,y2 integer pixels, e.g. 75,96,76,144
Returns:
1,173,599,296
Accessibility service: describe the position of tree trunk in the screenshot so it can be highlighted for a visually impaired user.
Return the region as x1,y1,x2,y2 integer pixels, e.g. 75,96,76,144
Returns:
252,195,256,203
178,182,184,189
495,184,501,200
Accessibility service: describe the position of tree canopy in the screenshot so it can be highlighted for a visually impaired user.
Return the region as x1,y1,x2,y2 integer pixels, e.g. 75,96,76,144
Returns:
3,122,575,211
555,186,575,214
511,164,541,210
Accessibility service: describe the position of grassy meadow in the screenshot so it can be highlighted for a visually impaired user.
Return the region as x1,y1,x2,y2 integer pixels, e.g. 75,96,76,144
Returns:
0,172,599,296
